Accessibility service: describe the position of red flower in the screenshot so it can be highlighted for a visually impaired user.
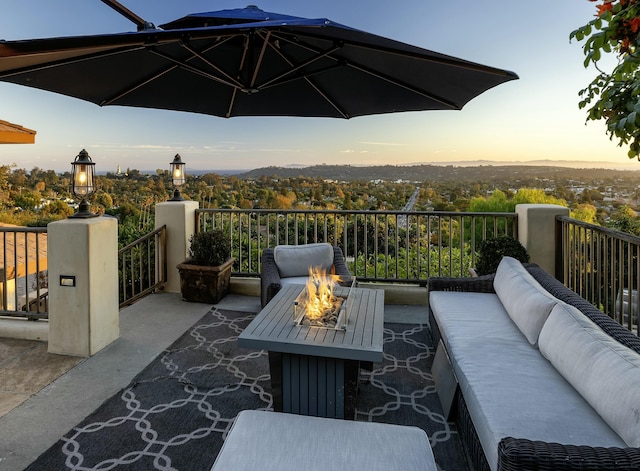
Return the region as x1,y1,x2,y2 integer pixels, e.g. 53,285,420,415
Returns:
629,17,640,32
596,2,615,15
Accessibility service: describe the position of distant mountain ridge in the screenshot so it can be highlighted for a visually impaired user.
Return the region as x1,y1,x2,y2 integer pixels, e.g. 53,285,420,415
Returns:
235,163,640,182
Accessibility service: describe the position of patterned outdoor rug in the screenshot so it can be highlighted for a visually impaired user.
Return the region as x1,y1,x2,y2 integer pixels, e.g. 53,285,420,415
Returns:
25,308,467,471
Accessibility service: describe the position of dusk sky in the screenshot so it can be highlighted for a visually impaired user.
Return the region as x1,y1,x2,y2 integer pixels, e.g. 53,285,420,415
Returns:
0,0,633,173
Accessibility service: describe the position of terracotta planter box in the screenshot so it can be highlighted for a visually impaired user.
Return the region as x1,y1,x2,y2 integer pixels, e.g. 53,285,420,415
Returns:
177,258,234,304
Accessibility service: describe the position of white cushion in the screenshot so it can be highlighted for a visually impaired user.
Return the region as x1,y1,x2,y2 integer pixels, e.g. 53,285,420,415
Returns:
493,257,557,346
539,302,640,447
273,243,334,278
211,410,436,471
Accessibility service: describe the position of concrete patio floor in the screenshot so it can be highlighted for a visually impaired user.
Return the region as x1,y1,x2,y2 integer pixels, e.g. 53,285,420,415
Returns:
0,290,427,471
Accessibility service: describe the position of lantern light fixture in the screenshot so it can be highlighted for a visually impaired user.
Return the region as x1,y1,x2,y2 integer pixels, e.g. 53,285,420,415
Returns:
69,149,98,218
169,153,186,201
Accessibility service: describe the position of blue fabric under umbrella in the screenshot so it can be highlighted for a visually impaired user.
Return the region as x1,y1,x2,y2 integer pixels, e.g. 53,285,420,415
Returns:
0,4,517,119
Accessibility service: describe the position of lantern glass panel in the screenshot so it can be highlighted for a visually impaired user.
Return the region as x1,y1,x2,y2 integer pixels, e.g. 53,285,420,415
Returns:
171,163,185,186
73,163,94,196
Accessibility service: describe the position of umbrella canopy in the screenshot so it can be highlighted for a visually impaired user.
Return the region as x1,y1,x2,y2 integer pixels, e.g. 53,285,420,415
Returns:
0,5,517,119
0,119,36,144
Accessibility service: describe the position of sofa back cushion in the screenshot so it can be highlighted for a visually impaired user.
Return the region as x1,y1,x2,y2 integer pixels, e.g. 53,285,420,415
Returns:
493,257,557,346
539,302,640,447
273,243,334,278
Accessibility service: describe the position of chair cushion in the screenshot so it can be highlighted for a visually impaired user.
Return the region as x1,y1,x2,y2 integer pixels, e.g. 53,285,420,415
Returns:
493,257,557,346
211,410,436,471
273,243,334,278
539,302,640,447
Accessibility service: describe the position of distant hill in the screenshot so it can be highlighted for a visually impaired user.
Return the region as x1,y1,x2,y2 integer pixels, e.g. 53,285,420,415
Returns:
236,164,640,182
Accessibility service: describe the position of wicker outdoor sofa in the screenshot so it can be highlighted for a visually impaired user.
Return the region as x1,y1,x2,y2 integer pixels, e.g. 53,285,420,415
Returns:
428,257,640,471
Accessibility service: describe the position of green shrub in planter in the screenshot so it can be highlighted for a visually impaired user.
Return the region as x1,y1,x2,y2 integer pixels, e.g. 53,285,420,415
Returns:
188,229,231,266
475,236,529,275
178,229,234,303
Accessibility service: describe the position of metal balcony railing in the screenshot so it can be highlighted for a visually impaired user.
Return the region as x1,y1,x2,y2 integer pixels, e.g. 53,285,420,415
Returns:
557,215,640,334
118,225,167,308
0,226,48,320
196,209,518,284
3,211,637,336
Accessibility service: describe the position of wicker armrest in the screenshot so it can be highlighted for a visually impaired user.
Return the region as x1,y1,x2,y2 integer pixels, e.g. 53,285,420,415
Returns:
498,437,640,471
332,246,353,286
428,274,496,294
260,248,282,307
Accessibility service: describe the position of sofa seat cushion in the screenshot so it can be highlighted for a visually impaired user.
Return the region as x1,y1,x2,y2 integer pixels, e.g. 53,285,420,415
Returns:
429,291,627,471
539,302,640,448
429,292,522,351
493,257,557,346
273,243,334,278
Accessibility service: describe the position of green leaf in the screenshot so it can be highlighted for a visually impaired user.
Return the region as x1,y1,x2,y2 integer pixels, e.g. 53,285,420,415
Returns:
618,117,627,131
626,112,637,131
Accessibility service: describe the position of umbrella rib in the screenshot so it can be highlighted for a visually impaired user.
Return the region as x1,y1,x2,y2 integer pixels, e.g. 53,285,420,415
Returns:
250,31,270,88
285,28,517,79
225,30,272,116
271,32,461,110
102,38,240,106
0,45,146,79
224,34,251,117
226,88,239,118
256,43,342,91
258,63,342,91
180,40,245,89
347,61,461,110
149,47,239,88
100,65,177,106
255,32,349,118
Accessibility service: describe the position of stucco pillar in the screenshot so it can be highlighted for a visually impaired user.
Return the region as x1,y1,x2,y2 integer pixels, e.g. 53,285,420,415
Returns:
516,204,569,275
155,201,199,293
47,217,119,356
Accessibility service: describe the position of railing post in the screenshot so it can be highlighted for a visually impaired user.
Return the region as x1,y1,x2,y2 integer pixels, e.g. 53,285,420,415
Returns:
515,204,570,275
47,217,119,356
555,216,565,280
155,201,199,293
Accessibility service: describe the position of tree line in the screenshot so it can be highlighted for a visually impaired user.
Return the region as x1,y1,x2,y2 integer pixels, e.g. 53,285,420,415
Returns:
2,164,640,240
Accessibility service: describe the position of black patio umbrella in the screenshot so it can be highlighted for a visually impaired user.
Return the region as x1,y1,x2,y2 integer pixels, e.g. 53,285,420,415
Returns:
0,3,517,119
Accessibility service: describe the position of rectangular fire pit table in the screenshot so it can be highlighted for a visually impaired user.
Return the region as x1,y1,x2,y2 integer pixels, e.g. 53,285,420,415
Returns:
238,284,384,419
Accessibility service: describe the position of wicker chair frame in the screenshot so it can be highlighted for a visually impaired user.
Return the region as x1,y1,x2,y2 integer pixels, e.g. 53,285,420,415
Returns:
260,245,353,308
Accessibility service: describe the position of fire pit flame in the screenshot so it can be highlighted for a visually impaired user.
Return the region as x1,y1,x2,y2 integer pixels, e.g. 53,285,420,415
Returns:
293,267,354,330
304,267,341,322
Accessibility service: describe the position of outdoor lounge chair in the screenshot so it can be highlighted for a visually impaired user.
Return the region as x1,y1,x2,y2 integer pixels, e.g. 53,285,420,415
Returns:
260,243,353,307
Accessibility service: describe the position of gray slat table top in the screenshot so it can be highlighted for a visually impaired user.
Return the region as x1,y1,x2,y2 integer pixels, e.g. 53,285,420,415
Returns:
238,285,384,362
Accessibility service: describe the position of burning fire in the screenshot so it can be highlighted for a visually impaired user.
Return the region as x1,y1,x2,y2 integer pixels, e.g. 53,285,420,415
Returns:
301,267,343,323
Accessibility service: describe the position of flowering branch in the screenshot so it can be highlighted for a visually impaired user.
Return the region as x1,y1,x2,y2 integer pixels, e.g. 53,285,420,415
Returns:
571,0,640,158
